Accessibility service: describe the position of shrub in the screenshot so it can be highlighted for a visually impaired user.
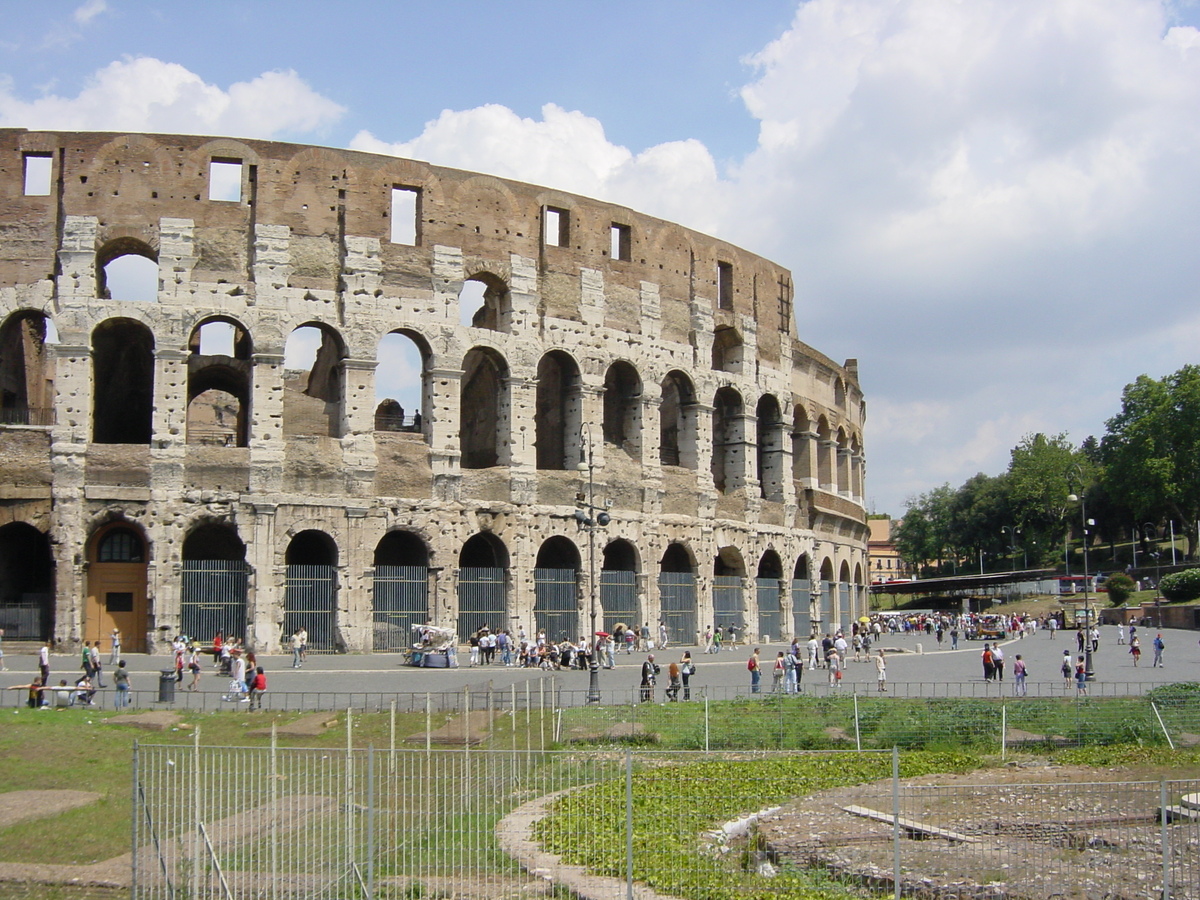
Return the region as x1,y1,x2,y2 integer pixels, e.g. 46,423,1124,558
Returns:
1159,568,1200,601
1104,572,1137,604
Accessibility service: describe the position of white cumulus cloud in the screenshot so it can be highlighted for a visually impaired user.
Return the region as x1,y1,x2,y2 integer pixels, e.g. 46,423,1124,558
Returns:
0,57,344,138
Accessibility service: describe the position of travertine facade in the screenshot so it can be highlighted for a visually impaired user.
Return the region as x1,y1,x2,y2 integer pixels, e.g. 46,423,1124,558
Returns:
0,129,868,655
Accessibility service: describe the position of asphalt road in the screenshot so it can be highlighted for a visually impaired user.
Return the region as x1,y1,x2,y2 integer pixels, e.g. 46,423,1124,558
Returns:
3,622,1197,708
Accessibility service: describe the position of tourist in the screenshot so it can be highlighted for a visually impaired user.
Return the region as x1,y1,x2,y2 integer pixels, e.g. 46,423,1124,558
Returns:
748,647,762,693
1013,654,1027,697
680,651,695,700
874,649,887,692
249,666,267,710
114,661,131,709
1152,633,1164,668
1129,635,1141,666
981,643,995,681
639,655,658,702
772,651,785,692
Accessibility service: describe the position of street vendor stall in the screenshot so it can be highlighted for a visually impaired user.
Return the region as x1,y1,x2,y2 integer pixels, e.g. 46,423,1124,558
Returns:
405,624,459,668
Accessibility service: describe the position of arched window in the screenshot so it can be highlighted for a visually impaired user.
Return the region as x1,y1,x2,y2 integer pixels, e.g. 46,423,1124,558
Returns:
459,274,511,331
535,351,582,471
756,395,784,500
711,387,743,493
457,533,509,639
98,238,158,302
659,371,696,469
98,527,144,563
373,530,430,652
187,318,251,447
375,330,428,435
284,325,346,438
600,539,640,634
284,530,339,652
461,347,509,469
534,536,581,641
181,523,249,642
0,311,56,426
92,318,154,444
711,325,743,373
602,361,641,455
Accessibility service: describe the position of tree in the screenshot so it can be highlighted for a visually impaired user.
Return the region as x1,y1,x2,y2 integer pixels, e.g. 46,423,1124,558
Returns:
1101,365,1200,560
1006,432,1094,555
894,484,959,575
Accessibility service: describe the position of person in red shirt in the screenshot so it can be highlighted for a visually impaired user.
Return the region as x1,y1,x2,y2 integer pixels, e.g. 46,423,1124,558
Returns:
248,666,267,710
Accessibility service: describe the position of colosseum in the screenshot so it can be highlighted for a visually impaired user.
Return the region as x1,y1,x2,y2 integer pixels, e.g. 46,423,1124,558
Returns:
0,129,868,656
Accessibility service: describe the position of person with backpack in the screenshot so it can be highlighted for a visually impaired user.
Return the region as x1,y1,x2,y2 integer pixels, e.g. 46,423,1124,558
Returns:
772,651,786,692
748,648,761,693
1152,633,1165,667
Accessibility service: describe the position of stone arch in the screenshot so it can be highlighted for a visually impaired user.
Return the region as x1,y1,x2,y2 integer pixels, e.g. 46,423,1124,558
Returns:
97,236,158,302
187,316,252,447
461,346,510,469
375,328,431,435
283,529,339,652
180,522,249,643
459,271,512,331
533,536,581,641
713,545,746,637
602,360,641,456
660,370,697,468
711,386,744,494
0,521,55,640
837,559,853,634
836,426,851,496
819,556,836,633
791,404,813,483
372,529,430,652
792,551,814,638
457,533,510,639
92,317,154,444
600,537,640,634
816,415,834,491
756,548,785,642
658,541,698,645
86,520,150,652
756,394,785,501
535,350,582,471
284,323,347,438
711,325,743,373
0,310,56,425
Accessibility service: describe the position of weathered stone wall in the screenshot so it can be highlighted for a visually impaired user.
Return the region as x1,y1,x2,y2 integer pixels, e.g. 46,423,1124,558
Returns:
0,129,869,654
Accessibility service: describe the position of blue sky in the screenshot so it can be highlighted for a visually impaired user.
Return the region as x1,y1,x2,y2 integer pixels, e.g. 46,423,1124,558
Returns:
4,0,1200,516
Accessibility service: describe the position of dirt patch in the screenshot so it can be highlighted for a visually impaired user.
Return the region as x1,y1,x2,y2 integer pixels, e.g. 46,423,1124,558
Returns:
0,791,101,828
407,710,496,746
102,711,183,732
756,764,1199,899
246,712,338,737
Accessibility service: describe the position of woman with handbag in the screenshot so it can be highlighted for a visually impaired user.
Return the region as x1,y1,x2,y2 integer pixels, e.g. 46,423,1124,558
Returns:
680,651,695,700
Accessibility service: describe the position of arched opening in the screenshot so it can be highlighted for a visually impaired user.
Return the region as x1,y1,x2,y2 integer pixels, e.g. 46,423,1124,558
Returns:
836,427,851,496
600,539,640,634
459,273,511,331
98,238,158,302
284,325,346,438
86,522,149,652
187,318,251,447
792,553,813,638
791,406,812,484
375,330,428,434
713,546,746,637
816,416,834,491
756,550,784,642
457,533,509,639
658,542,697,646
92,318,154,444
0,522,54,640
659,371,696,468
535,350,582,471
838,559,853,633
533,536,581,641
819,557,835,635
711,387,744,494
711,325,743,373
283,530,339,652
373,530,429,651
461,347,509,469
602,361,641,456
756,395,784,500
0,311,56,427
181,523,249,643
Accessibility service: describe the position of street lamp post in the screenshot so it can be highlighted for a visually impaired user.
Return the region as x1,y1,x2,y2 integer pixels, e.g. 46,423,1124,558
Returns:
576,431,610,704
1067,485,1094,678
1001,526,1020,573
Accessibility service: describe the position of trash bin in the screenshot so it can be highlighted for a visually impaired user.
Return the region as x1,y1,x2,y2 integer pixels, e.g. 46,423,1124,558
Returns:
158,670,176,702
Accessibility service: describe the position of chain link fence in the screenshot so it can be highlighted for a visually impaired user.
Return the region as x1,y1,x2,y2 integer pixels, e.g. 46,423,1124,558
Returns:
132,743,1200,900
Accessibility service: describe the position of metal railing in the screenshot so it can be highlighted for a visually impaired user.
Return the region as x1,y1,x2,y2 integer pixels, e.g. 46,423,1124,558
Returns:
132,743,1200,900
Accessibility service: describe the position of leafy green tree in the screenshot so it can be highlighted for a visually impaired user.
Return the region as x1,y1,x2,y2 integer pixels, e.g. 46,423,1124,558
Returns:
894,484,960,575
1007,432,1095,556
1101,365,1200,560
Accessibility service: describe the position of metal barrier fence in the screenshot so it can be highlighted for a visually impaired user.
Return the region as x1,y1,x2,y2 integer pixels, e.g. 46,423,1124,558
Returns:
131,744,1200,900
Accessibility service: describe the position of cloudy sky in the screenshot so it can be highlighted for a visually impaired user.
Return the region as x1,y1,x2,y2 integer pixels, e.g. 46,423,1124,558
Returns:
4,0,1200,516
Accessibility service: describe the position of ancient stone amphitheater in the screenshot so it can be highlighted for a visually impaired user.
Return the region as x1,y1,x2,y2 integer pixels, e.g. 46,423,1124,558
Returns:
0,129,866,655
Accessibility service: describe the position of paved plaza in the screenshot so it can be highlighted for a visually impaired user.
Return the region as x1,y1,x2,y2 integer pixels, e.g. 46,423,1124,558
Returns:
3,621,1198,709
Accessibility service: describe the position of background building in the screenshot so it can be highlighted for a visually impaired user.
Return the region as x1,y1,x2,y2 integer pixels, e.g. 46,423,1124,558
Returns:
0,130,868,654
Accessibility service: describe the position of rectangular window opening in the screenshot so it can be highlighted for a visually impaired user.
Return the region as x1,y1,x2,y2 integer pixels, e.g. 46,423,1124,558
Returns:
717,261,734,310
23,153,53,196
208,158,243,202
105,592,134,613
544,206,569,247
390,186,419,244
611,223,631,261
